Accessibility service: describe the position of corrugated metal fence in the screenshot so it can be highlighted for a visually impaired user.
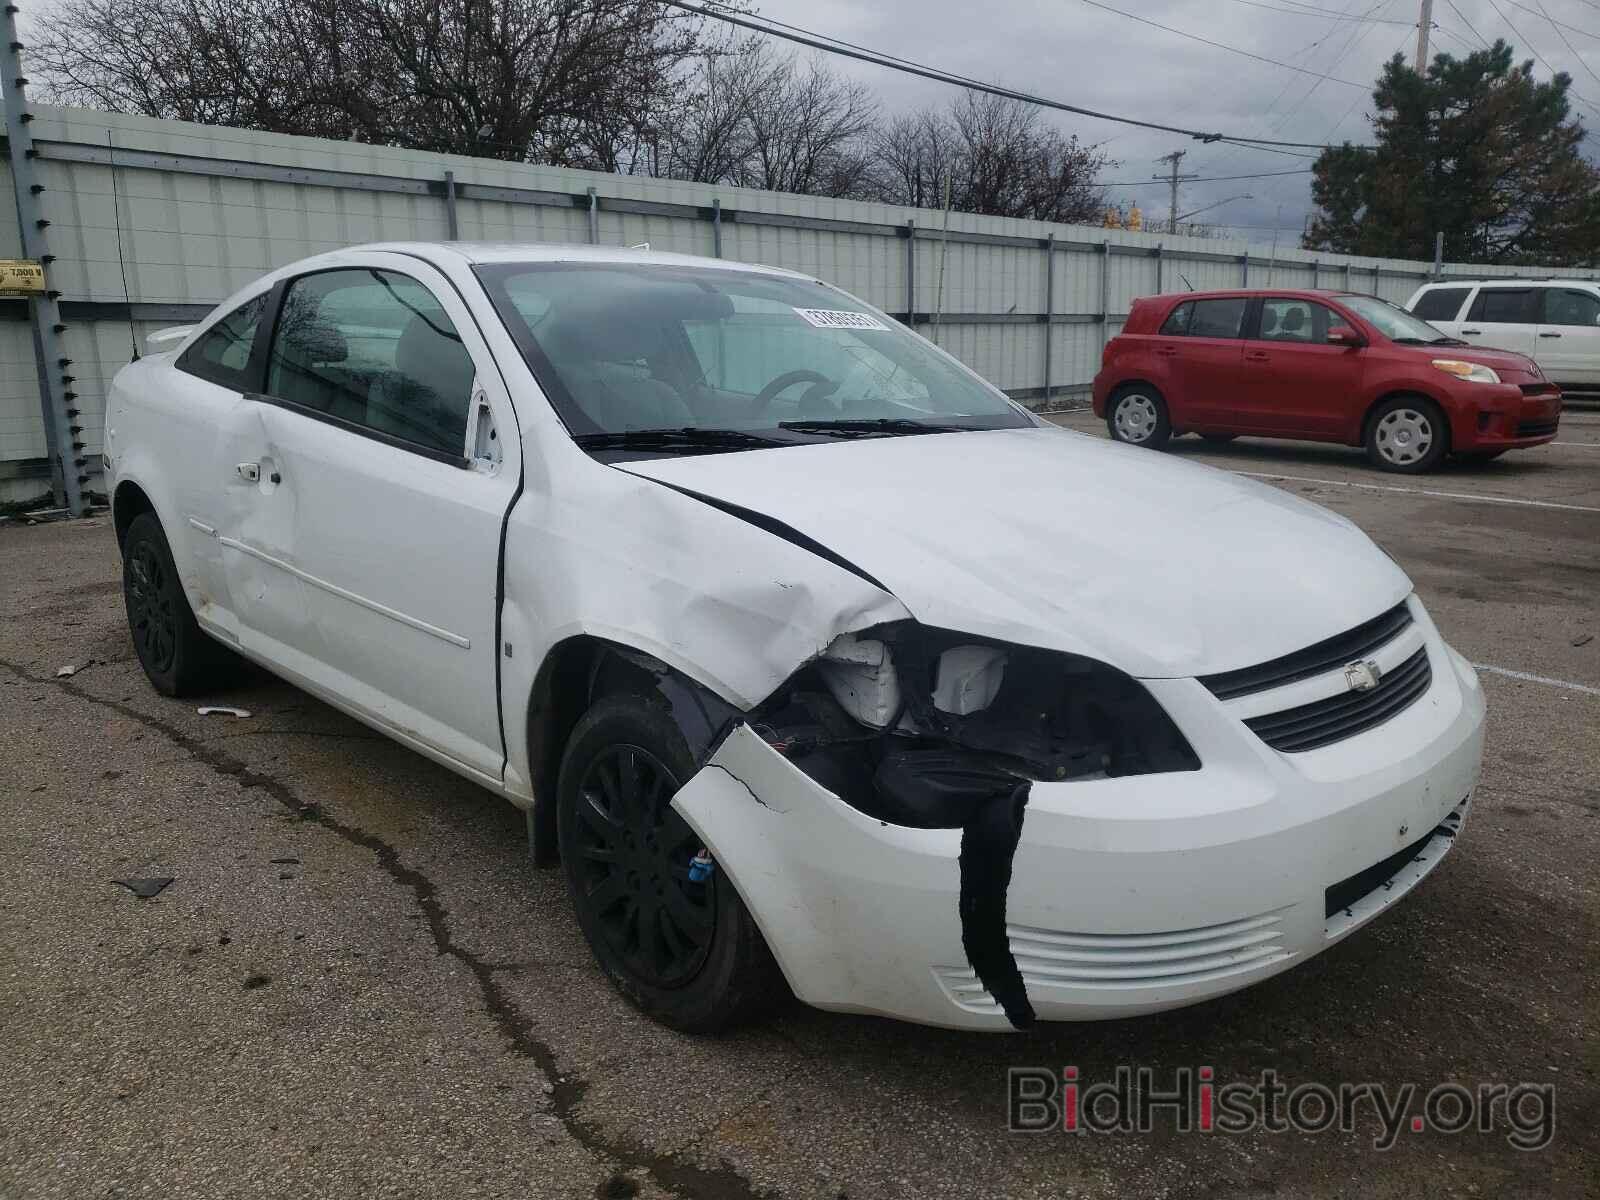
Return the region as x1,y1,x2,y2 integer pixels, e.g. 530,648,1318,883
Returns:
4,100,1596,507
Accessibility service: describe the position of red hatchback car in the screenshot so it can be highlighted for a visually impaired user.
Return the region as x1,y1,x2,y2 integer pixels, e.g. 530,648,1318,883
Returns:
1092,289,1561,472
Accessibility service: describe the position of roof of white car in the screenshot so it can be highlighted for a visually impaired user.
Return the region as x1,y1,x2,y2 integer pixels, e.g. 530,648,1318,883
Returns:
357,240,808,277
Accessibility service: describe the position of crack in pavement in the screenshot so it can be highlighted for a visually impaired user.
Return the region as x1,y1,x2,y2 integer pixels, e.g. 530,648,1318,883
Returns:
1,657,771,1200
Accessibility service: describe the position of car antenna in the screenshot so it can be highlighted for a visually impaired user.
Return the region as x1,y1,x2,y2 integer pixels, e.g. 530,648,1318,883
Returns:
107,129,138,361
1179,273,1195,292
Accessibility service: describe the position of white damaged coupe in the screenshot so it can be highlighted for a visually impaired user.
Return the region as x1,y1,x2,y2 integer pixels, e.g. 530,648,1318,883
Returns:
106,244,1485,1032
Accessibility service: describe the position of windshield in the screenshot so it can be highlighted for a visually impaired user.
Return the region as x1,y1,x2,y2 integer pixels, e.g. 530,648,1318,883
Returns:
1339,294,1454,343
474,262,1032,454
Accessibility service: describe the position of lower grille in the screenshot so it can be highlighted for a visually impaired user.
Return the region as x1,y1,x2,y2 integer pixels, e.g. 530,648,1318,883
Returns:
1245,646,1432,753
1516,417,1559,438
1325,799,1468,920
933,909,1292,1011
1518,383,1559,398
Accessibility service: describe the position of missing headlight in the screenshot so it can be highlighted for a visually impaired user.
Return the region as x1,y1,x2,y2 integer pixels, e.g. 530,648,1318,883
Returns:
754,621,1199,830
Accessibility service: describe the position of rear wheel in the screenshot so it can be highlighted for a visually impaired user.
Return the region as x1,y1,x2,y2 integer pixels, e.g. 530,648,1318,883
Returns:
1365,397,1448,473
121,512,237,696
557,693,781,1032
1107,385,1172,450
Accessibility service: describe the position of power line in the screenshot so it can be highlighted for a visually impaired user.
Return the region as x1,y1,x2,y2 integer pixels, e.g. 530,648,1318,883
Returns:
657,1,1353,148
1484,0,1600,111
1074,0,1369,87
1505,0,1600,40
1223,0,1416,22
1442,0,1493,48
1532,0,1600,88
1097,168,1315,185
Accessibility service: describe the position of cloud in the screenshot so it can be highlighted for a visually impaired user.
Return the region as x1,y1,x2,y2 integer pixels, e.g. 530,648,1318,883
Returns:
749,0,1596,243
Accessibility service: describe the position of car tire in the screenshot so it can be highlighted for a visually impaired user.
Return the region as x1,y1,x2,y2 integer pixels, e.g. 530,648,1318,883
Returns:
1199,433,1238,443
1107,385,1172,450
557,692,782,1033
121,512,237,696
1365,397,1449,473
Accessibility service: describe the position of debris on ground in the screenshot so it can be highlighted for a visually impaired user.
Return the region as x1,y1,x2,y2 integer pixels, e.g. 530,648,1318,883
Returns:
1573,633,1594,647
197,705,252,718
56,665,77,677
112,877,175,899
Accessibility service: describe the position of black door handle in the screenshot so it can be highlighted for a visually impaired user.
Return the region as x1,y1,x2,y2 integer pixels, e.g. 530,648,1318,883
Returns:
1539,331,1562,338
1460,328,1482,335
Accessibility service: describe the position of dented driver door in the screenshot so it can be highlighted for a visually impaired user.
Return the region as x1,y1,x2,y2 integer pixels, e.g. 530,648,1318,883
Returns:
215,254,522,783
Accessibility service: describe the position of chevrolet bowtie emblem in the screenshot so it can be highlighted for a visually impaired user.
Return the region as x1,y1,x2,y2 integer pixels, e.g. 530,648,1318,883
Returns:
1344,659,1382,692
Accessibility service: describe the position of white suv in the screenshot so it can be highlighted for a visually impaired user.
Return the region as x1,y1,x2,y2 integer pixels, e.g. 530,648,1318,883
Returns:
1406,280,1600,396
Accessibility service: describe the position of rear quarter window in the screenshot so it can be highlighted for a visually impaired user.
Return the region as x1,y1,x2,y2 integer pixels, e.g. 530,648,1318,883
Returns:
1188,298,1248,339
1159,301,1193,335
176,293,269,390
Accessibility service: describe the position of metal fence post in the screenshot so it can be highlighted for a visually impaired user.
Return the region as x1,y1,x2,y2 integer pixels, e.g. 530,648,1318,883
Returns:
1099,239,1110,349
586,186,599,243
1155,242,1164,294
904,218,916,328
1240,252,1249,288
1311,260,1319,289
1042,234,1054,408
443,170,459,240
1,13,84,515
1344,261,1352,292
711,197,722,258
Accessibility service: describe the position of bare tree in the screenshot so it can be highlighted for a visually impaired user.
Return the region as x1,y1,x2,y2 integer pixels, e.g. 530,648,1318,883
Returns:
31,0,710,164
869,92,1110,223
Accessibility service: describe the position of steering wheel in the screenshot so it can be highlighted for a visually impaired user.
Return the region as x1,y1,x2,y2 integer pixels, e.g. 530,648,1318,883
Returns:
753,369,836,414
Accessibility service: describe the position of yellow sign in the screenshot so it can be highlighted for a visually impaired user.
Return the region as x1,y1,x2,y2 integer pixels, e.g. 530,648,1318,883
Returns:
0,259,46,296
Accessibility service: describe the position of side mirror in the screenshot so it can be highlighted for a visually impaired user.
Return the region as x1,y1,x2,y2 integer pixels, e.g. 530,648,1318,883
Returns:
1327,325,1364,347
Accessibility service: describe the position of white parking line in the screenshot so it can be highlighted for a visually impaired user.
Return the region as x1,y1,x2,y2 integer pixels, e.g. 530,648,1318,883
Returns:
1234,470,1600,514
1553,441,1599,449
1470,664,1600,697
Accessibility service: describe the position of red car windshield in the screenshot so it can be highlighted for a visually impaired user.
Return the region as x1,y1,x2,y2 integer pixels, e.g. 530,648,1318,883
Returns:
1340,295,1456,344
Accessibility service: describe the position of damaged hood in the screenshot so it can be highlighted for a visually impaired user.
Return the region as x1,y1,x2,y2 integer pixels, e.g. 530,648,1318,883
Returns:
618,426,1411,679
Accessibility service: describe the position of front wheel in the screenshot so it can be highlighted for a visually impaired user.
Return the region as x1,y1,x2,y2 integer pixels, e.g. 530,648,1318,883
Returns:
121,512,237,696
1107,386,1172,450
557,693,781,1032
1365,397,1449,473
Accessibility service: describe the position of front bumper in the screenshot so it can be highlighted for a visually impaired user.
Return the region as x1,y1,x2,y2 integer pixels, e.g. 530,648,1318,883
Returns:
672,602,1485,1030
1450,384,1561,450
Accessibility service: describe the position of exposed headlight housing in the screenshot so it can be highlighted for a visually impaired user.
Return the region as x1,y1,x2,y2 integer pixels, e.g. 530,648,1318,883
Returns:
1432,359,1500,384
758,622,1199,828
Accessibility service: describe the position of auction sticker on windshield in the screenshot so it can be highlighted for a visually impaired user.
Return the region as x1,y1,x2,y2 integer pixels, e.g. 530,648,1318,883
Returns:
794,308,890,331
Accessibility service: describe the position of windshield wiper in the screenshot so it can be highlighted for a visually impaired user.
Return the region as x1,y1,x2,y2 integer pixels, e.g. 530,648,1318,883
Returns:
778,417,972,438
573,427,787,453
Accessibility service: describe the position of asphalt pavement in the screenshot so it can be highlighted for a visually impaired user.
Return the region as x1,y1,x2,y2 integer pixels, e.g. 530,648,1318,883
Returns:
2,413,1596,1199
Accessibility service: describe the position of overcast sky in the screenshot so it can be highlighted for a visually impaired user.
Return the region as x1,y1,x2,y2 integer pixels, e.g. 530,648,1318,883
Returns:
751,0,1600,243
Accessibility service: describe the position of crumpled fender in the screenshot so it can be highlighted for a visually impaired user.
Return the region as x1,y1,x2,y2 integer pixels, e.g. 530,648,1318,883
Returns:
497,459,911,797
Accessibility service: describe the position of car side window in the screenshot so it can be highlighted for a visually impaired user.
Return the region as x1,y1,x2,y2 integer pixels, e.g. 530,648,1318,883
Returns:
1410,287,1470,322
1466,288,1535,324
1158,301,1193,336
1187,298,1247,339
1258,298,1335,344
1541,288,1600,327
265,268,476,457
176,293,269,390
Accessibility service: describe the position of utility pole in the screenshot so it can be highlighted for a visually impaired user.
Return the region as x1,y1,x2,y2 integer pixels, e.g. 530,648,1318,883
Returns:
1154,150,1198,235
1414,0,1435,72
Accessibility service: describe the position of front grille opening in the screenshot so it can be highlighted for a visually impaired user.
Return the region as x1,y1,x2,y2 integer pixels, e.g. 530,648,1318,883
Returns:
1199,601,1413,701
1325,824,1444,918
1517,417,1559,438
1245,646,1432,753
